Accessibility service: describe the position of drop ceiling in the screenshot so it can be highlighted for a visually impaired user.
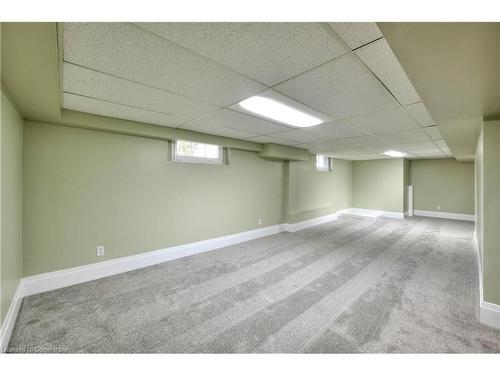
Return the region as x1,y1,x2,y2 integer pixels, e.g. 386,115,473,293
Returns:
61,22,451,160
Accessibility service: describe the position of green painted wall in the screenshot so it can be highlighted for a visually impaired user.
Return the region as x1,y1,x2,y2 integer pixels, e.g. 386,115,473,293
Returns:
411,159,475,215
285,155,352,223
481,120,500,305
1,90,24,325
403,159,410,213
475,131,483,267
22,122,285,276
352,159,404,213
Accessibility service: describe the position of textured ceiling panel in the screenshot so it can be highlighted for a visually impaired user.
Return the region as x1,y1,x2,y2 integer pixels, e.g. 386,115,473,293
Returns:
343,107,420,133
63,23,265,107
270,130,318,143
306,139,356,151
274,54,397,119
398,141,440,151
355,39,421,105
405,102,435,127
423,125,442,139
185,109,290,136
245,135,302,146
135,22,347,86
411,149,447,158
181,123,257,140
331,148,374,156
63,63,220,119
434,139,449,149
332,149,387,160
300,121,363,140
328,23,383,50
374,128,429,145
336,135,391,149
63,93,187,127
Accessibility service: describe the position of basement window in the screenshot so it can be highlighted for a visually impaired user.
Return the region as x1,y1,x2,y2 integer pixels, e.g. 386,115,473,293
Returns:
316,154,330,171
172,140,223,165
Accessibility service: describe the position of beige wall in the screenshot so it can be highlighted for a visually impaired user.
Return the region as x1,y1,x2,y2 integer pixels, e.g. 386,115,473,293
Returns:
285,155,352,223
1,90,24,325
352,159,404,213
412,158,474,215
481,120,500,305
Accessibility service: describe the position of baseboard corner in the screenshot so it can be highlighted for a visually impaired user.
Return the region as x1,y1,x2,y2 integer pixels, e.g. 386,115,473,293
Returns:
0,280,24,353
480,301,500,331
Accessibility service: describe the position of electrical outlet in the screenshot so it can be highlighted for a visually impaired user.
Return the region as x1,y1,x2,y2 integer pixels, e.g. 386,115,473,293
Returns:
257,218,262,226
437,205,441,211
96,245,105,257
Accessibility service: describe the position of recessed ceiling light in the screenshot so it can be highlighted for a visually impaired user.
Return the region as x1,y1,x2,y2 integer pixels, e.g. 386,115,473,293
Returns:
237,96,323,128
384,150,406,158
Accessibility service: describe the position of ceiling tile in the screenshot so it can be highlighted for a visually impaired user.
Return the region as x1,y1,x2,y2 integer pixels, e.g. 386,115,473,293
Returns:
306,139,356,151
398,141,440,151
405,102,435,126
336,135,391,149
439,145,452,154
343,107,420,133
245,135,303,146
274,54,397,119
63,93,186,127
424,125,442,139
270,130,318,143
442,148,453,157
186,109,290,136
328,23,383,50
181,123,257,140
63,23,265,107
351,154,389,160
411,149,447,158
300,121,363,140
63,63,220,119
135,22,347,86
355,39,421,105
434,139,449,149
374,128,429,144
333,148,375,156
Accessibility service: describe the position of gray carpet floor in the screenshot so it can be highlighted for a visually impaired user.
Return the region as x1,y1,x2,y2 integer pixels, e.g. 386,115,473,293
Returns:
8,215,500,353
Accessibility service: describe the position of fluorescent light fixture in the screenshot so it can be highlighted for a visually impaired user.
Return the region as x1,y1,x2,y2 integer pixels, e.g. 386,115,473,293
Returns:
237,96,323,127
384,150,406,158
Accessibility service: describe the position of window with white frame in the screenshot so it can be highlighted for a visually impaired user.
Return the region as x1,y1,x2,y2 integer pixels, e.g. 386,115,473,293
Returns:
316,154,330,171
172,140,223,164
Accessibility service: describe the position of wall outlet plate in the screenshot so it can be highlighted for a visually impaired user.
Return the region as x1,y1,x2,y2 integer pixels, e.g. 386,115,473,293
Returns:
96,245,105,257
257,218,262,226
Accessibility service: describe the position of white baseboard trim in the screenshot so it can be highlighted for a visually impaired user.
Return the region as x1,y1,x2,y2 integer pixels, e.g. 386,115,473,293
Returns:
340,208,405,220
0,280,24,352
22,223,285,297
22,211,347,297
284,213,338,233
414,210,475,222
3,214,345,342
473,232,500,330
480,301,500,330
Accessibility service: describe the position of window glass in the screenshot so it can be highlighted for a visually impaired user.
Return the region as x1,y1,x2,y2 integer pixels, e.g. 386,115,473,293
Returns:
173,140,222,164
316,154,330,171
